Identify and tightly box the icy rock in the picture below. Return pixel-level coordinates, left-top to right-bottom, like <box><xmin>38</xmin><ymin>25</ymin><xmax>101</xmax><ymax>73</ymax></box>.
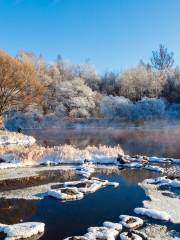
<box><xmin>134</xmin><ymin>207</ymin><xmax>171</xmax><ymax>221</ymax></box>
<box><xmin>119</xmin><ymin>215</ymin><xmax>143</xmax><ymax>229</ymax></box>
<box><xmin>0</xmin><ymin>222</ymin><xmax>45</xmax><ymax>240</ymax></box>
<box><xmin>48</xmin><ymin>187</ymin><xmax>84</xmax><ymax>200</ymax></box>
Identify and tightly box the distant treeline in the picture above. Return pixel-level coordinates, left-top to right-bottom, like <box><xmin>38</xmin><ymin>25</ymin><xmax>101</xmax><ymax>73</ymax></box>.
<box><xmin>0</xmin><ymin>44</ymin><xmax>180</xmax><ymax>122</ymax></box>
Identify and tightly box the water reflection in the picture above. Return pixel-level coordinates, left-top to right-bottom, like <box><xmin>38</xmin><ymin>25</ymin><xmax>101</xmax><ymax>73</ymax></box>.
<box><xmin>0</xmin><ymin>199</ymin><xmax>37</xmax><ymax>224</ymax></box>
<box><xmin>26</xmin><ymin>127</ymin><xmax>180</xmax><ymax>158</ymax></box>
<box><xmin>0</xmin><ymin>170</ymin><xmax>161</xmax><ymax>240</ymax></box>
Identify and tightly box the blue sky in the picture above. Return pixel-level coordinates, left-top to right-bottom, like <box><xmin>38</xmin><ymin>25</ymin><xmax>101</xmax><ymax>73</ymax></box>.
<box><xmin>0</xmin><ymin>0</ymin><xmax>180</xmax><ymax>72</ymax></box>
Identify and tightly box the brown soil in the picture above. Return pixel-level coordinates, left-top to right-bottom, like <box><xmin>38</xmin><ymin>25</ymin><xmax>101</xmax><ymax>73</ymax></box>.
<box><xmin>61</xmin><ymin>188</ymin><xmax>78</xmax><ymax>195</ymax></box>
<box><xmin>126</xmin><ymin>218</ymin><xmax>136</xmax><ymax>224</ymax></box>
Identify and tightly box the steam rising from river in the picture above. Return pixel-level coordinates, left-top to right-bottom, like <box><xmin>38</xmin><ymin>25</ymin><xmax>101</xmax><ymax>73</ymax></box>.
<box><xmin>26</xmin><ymin>120</ymin><xmax>180</xmax><ymax>159</ymax></box>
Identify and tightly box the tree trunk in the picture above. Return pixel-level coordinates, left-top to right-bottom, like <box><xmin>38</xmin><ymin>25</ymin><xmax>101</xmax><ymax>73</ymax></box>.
<box><xmin>0</xmin><ymin>115</ymin><xmax>4</xmax><ymax>129</ymax></box>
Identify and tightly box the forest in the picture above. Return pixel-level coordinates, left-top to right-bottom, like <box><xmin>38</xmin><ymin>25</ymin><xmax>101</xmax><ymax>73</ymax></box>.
<box><xmin>1</xmin><ymin>44</ymin><xmax>180</xmax><ymax>128</ymax></box>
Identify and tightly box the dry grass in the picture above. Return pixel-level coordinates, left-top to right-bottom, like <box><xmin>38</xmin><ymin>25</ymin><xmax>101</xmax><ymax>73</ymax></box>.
<box><xmin>0</xmin><ymin>143</ymin><xmax>124</xmax><ymax>165</ymax></box>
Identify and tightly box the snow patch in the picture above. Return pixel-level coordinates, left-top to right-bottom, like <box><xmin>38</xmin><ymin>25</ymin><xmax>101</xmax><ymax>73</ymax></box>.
<box><xmin>103</xmin><ymin>221</ymin><xmax>122</xmax><ymax>232</ymax></box>
<box><xmin>85</xmin><ymin>226</ymin><xmax>119</xmax><ymax>240</ymax></box>
<box><xmin>119</xmin><ymin>215</ymin><xmax>143</xmax><ymax>229</ymax></box>
<box><xmin>0</xmin><ymin>222</ymin><xmax>45</xmax><ymax>240</ymax></box>
<box><xmin>143</xmin><ymin>165</ymin><xmax>164</xmax><ymax>173</ymax></box>
<box><xmin>120</xmin><ymin>232</ymin><xmax>142</xmax><ymax>240</ymax></box>
<box><xmin>0</xmin><ymin>131</ymin><xmax>36</xmax><ymax>146</ymax></box>
<box><xmin>134</xmin><ymin>207</ymin><xmax>171</xmax><ymax>221</ymax></box>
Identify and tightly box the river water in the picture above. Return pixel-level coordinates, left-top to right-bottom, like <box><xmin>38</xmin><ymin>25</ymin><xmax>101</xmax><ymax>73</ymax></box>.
<box><xmin>0</xmin><ymin>169</ymin><xmax>162</xmax><ymax>240</ymax></box>
<box><xmin>26</xmin><ymin>125</ymin><xmax>180</xmax><ymax>158</ymax></box>
<box><xmin>1</xmin><ymin>124</ymin><xmax>180</xmax><ymax>239</ymax></box>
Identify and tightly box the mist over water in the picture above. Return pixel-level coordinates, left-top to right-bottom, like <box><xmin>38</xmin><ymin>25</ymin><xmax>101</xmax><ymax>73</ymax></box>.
<box><xmin>26</xmin><ymin>120</ymin><xmax>180</xmax><ymax>159</ymax></box>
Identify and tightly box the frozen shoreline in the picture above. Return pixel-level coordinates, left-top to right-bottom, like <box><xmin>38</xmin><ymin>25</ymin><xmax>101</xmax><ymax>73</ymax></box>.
<box><xmin>140</xmin><ymin>179</ymin><xmax>180</xmax><ymax>224</ymax></box>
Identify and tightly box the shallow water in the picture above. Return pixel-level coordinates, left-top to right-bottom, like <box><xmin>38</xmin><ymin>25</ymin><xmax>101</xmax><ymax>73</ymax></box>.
<box><xmin>0</xmin><ymin>169</ymin><xmax>162</xmax><ymax>240</ymax></box>
<box><xmin>26</xmin><ymin>126</ymin><xmax>180</xmax><ymax>158</ymax></box>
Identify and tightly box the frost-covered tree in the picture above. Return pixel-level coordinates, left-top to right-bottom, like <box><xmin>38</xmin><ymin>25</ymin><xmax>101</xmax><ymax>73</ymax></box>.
<box><xmin>100</xmin><ymin>96</ymin><xmax>133</xmax><ymax>118</ymax></box>
<box><xmin>116</xmin><ymin>66</ymin><xmax>164</xmax><ymax>101</ymax></box>
<box><xmin>135</xmin><ymin>97</ymin><xmax>166</xmax><ymax>119</ymax></box>
<box><xmin>162</xmin><ymin>67</ymin><xmax>180</xmax><ymax>103</ymax></box>
<box><xmin>150</xmin><ymin>44</ymin><xmax>174</xmax><ymax>70</ymax></box>
<box><xmin>47</xmin><ymin>78</ymin><xmax>99</xmax><ymax>118</ymax></box>
<box><xmin>100</xmin><ymin>96</ymin><xmax>166</xmax><ymax>120</ymax></box>
<box><xmin>100</xmin><ymin>72</ymin><xmax>118</xmax><ymax>95</ymax></box>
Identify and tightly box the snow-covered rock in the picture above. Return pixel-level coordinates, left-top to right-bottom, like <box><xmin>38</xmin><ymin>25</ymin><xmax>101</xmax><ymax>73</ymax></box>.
<box><xmin>119</xmin><ymin>215</ymin><xmax>143</xmax><ymax>229</ymax></box>
<box><xmin>0</xmin><ymin>222</ymin><xmax>45</xmax><ymax>240</ymax></box>
<box><xmin>149</xmin><ymin>157</ymin><xmax>170</xmax><ymax>163</ymax></box>
<box><xmin>143</xmin><ymin>165</ymin><xmax>164</xmax><ymax>173</ymax></box>
<box><xmin>48</xmin><ymin>187</ymin><xmax>84</xmax><ymax>200</ymax></box>
<box><xmin>85</xmin><ymin>226</ymin><xmax>119</xmax><ymax>240</ymax></box>
<box><xmin>120</xmin><ymin>232</ymin><xmax>143</xmax><ymax>240</ymax></box>
<box><xmin>149</xmin><ymin>156</ymin><xmax>180</xmax><ymax>164</ymax></box>
<box><xmin>64</xmin><ymin>180</ymin><xmax>102</xmax><ymax>194</ymax></box>
<box><xmin>76</xmin><ymin>163</ymin><xmax>95</xmax><ymax>178</ymax></box>
<box><xmin>122</xmin><ymin>162</ymin><xmax>143</xmax><ymax>168</ymax></box>
<box><xmin>134</xmin><ymin>207</ymin><xmax>171</xmax><ymax>221</ymax></box>
<box><xmin>91</xmin><ymin>156</ymin><xmax>119</xmax><ymax>165</ymax></box>
<box><xmin>64</xmin><ymin>178</ymin><xmax>119</xmax><ymax>194</ymax></box>
<box><xmin>103</xmin><ymin>221</ymin><xmax>122</xmax><ymax>232</ymax></box>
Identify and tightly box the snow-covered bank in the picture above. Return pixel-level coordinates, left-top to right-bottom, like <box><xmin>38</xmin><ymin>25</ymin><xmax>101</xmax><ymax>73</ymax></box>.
<box><xmin>0</xmin><ymin>130</ymin><xmax>179</xmax><ymax>171</ymax></box>
<box><xmin>145</xmin><ymin>176</ymin><xmax>180</xmax><ymax>188</ymax></box>
<box><xmin>134</xmin><ymin>207</ymin><xmax>171</xmax><ymax>221</ymax></box>
<box><xmin>140</xmin><ymin>178</ymin><xmax>180</xmax><ymax>223</ymax></box>
<box><xmin>0</xmin><ymin>141</ymin><xmax>179</xmax><ymax>173</ymax></box>
<box><xmin>0</xmin><ymin>131</ymin><xmax>36</xmax><ymax>146</ymax></box>
<box><xmin>0</xmin><ymin>144</ymin><xmax>124</xmax><ymax>168</ymax></box>
<box><xmin>0</xmin><ymin>222</ymin><xmax>45</xmax><ymax>240</ymax></box>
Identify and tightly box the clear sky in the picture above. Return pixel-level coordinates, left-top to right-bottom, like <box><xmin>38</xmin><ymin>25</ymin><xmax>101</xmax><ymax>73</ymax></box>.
<box><xmin>0</xmin><ymin>0</ymin><xmax>180</xmax><ymax>72</ymax></box>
